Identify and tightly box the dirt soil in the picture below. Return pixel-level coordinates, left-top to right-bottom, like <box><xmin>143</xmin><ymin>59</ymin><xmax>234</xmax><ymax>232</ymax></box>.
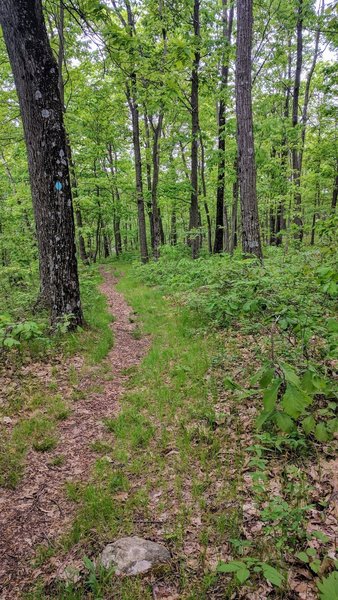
<box><xmin>0</xmin><ymin>269</ymin><xmax>150</xmax><ymax>599</ymax></box>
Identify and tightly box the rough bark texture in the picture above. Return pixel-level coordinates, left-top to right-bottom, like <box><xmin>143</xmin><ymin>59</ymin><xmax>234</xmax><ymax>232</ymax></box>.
<box><xmin>188</xmin><ymin>0</ymin><xmax>200</xmax><ymax>259</ymax></box>
<box><xmin>150</xmin><ymin>114</ymin><xmax>164</xmax><ymax>259</ymax></box>
<box><xmin>235</xmin><ymin>0</ymin><xmax>262</xmax><ymax>258</ymax></box>
<box><xmin>214</xmin><ymin>0</ymin><xmax>234</xmax><ymax>253</ymax></box>
<box><xmin>0</xmin><ymin>0</ymin><xmax>83</xmax><ymax>327</ymax></box>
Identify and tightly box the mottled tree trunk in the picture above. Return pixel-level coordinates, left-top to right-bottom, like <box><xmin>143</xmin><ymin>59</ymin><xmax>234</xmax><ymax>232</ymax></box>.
<box><xmin>235</xmin><ymin>0</ymin><xmax>262</xmax><ymax>258</ymax></box>
<box><xmin>0</xmin><ymin>0</ymin><xmax>83</xmax><ymax>328</ymax></box>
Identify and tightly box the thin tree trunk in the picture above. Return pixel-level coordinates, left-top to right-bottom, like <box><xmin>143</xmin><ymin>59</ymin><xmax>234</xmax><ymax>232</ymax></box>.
<box><xmin>235</xmin><ymin>0</ymin><xmax>262</xmax><ymax>258</ymax></box>
<box><xmin>125</xmin><ymin>0</ymin><xmax>148</xmax><ymax>263</ymax></box>
<box><xmin>188</xmin><ymin>0</ymin><xmax>200</xmax><ymax>259</ymax></box>
<box><xmin>230</xmin><ymin>157</ymin><xmax>239</xmax><ymax>254</ymax></box>
<box><xmin>214</xmin><ymin>0</ymin><xmax>234</xmax><ymax>253</ymax></box>
<box><xmin>0</xmin><ymin>0</ymin><xmax>83</xmax><ymax>328</ymax></box>
<box><xmin>292</xmin><ymin>0</ymin><xmax>304</xmax><ymax>240</ymax></box>
<box><xmin>144</xmin><ymin>113</ymin><xmax>155</xmax><ymax>248</ymax></box>
<box><xmin>57</xmin><ymin>0</ymin><xmax>89</xmax><ymax>265</ymax></box>
<box><xmin>199</xmin><ymin>132</ymin><xmax>212</xmax><ymax>253</ymax></box>
<box><xmin>332</xmin><ymin>163</ymin><xmax>338</xmax><ymax>211</ymax></box>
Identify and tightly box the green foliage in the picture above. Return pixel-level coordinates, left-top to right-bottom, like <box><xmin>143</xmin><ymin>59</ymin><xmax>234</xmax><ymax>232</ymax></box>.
<box><xmin>217</xmin><ymin>558</ymin><xmax>284</xmax><ymax>588</ymax></box>
<box><xmin>256</xmin><ymin>362</ymin><xmax>337</xmax><ymax>445</ymax></box>
<box><xmin>317</xmin><ymin>571</ymin><xmax>338</xmax><ymax>600</ymax></box>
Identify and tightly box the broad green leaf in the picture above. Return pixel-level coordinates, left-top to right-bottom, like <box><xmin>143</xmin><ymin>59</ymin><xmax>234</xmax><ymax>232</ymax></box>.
<box><xmin>263</xmin><ymin>378</ymin><xmax>281</xmax><ymax>411</ymax></box>
<box><xmin>296</xmin><ymin>551</ymin><xmax>309</xmax><ymax>563</ymax></box>
<box><xmin>314</xmin><ymin>422</ymin><xmax>329</xmax><ymax>442</ymax></box>
<box><xmin>301</xmin><ymin>370</ymin><xmax>316</xmax><ymax>394</ymax></box>
<box><xmin>261</xmin><ymin>563</ymin><xmax>283</xmax><ymax>587</ymax></box>
<box><xmin>235</xmin><ymin>566</ymin><xmax>250</xmax><ymax>584</ymax></box>
<box><xmin>281</xmin><ymin>384</ymin><xmax>312</xmax><ymax>419</ymax></box>
<box><xmin>280</xmin><ymin>362</ymin><xmax>301</xmax><ymax>387</ymax></box>
<box><xmin>309</xmin><ymin>558</ymin><xmax>321</xmax><ymax>574</ymax></box>
<box><xmin>302</xmin><ymin>415</ymin><xmax>316</xmax><ymax>435</ymax></box>
<box><xmin>256</xmin><ymin>409</ymin><xmax>274</xmax><ymax>430</ymax></box>
<box><xmin>217</xmin><ymin>560</ymin><xmax>246</xmax><ymax>573</ymax></box>
<box><xmin>259</xmin><ymin>367</ymin><xmax>275</xmax><ymax>389</ymax></box>
<box><xmin>274</xmin><ymin>411</ymin><xmax>295</xmax><ymax>433</ymax></box>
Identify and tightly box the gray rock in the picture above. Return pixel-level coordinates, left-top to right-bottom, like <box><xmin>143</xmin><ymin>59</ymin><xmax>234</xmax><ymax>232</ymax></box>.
<box><xmin>100</xmin><ymin>536</ymin><xmax>170</xmax><ymax>576</ymax></box>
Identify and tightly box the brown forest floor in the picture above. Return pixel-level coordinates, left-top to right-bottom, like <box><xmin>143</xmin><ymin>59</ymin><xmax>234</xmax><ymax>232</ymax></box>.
<box><xmin>0</xmin><ymin>270</ymin><xmax>150</xmax><ymax>599</ymax></box>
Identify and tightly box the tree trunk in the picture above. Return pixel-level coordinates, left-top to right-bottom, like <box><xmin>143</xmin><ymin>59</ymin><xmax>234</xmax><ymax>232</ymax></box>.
<box><xmin>199</xmin><ymin>132</ymin><xmax>212</xmax><ymax>253</ymax></box>
<box><xmin>188</xmin><ymin>0</ymin><xmax>200</xmax><ymax>259</ymax></box>
<box><xmin>292</xmin><ymin>0</ymin><xmax>303</xmax><ymax>240</ymax></box>
<box><xmin>125</xmin><ymin>0</ymin><xmax>148</xmax><ymax>263</ymax></box>
<box><xmin>230</xmin><ymin>157</ymin><xmax>239</xmax><ymax>254</ymax></box>
<box><xmin>150</xmin><ymin>114</ymin><xmax>164</xmax><ymax>259</ymax></box>
<box><xmin>56</xmin><ymin>0</ymin><xmax>89</xmax><ymax>265</ymax></box>
<box><xmin>332</xmin><ymin>163</ymin><xmax>338</xmax><ymax>211</ymax></box>
<box><xmin>214</xmin><ymin>0</ymin><xmax>234</xmax><ymax>253</ymax></box>
<box><xmin>235</xmin><ymin>0</ymin><xmax>262</xmax><ymax>258</ymax></box>
<box><xmin>0</xmin><ymin>0</ymin><xmax>83</xmax><ymax>328</ymax></box>
<box><xmin>144</xmin><ymin>113</ymin><xmax>155</xmax><ymax>248</ymax></box>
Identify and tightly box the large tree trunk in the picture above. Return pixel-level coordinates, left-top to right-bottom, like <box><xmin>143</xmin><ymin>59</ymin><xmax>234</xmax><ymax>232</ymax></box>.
<box><xmin>188</xmin><ymin>0</ymin><xmax>200</xmax><ymax>259</ymax></box>
<box><xmin>0</xmin><ymin>0</ymin><xmax>83</xmax><ymax>328</ymax></box>
<box><xmin>214</xmin><ymin>0</ymin><xmax>234</xmax><ymax>253</ymax></box>
<box><xmin>235</xmin><ymin>0</ymin><xmax>262</xmax><ymax>258</ymax></box>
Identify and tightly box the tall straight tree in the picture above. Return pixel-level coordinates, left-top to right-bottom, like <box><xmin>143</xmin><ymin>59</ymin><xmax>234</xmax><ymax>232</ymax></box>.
<box><xmin>235</xmin><ymin>0</ymin><xmax>262</xmax><ymax>258</ymax></box>
<box><xmin>124</xmin><ymin>0</ymin><xmax>149</xmax><ymax>263</ymax></box>
<box><xmin>214</xmin><ymin>0</ymin><xmax>234</xmax><ymax>254</ymax></box>
<box><xmin>0</xmin><ymin>0</ymin><xmax>83</xmax><ymax>328</ymax></box>
<box><xmin>188</xmin><ymin>0</ymin><xmax>201</xmax><ymax>259</ymax></box>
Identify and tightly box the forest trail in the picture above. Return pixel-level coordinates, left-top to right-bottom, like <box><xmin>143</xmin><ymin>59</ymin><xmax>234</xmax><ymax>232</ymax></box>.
<box><xmin>0</xmin><ymin>269</ymin><xmax>150</xmax><ymax>599</ymax></box>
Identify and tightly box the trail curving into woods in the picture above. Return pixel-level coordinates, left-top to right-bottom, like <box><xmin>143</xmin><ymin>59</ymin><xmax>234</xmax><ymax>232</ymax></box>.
<box><xmin>0</xmin><ymin>269</ymin><xmax>150</xmax><ymax>599</ymax></box>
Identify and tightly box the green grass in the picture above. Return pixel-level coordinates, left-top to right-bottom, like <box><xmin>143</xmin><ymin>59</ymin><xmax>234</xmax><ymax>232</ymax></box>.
<box><xmin>0</xmin><ymin>264</ymin><xmax>114</xmax><ymax>490</ymax></box>
<box><xmin>33</xmin><ymin>263</ymin><xmax>249</xmax><ymax>599</ymax></box>
<box><xmin>22</xmin><ymin>254</ymin><xmax>338</xmax><ymax>597</ymax></box>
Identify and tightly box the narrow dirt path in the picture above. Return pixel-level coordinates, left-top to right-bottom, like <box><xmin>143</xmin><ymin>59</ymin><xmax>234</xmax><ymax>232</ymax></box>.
<box><xmin>0</xmin><ymin>269</ymin><xmax>150</xmax><ymax>599</ymax></box>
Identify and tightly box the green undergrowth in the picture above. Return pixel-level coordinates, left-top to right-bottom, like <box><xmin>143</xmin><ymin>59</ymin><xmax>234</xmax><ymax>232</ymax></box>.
<box><xmin>0</xmin><ymin>262</ymin><xmax>113</xmax><ymax>363</ymax></box>
<box><xmin>0</xmin><ymin>264</ymin><xmax>113</xmax><ymax>489</ymax></box>
<box><xmin>26</xmin><ymin>251</ymin><xmax>337</xmax><ymax>598</ymax></box>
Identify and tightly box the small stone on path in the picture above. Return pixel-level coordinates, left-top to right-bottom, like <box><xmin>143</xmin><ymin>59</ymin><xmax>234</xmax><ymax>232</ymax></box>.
<box><xmin>100</xmin><ymin>536</ymin><xmax>170</xmax><ymax>576</ymax></box>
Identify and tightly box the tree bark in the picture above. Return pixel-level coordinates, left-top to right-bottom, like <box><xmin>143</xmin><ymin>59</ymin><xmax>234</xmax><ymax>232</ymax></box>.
<box><xmin>292</xmin><ymin>0</ymin><xmax>303</xmax><ymax>240</ymax></box>
<box><xmin>235</xmin><ymin>0</ymin><xmax>262</xmax><ymax>258</ymax></box>
<box><xmin>230</xmin><ymin>157</ymin><xmax>239</xmax><ymax>254</ymax></box>
<box><xmin>56</xmin><ymin>0</ymin><xmax>89</xmax><ymax>265</ymax></box>
<box><xmin>214</xmin><ymin>0</ymin><xmax>234</xmax><ymax>253</ymax></box>
<box><xmin>188</xmin><ymin>0</ymin><xmax>200</xmax><ymax>259</ymax></box>
<box><xmin>0</xmin><ymin>0</ymin><xmax>83</xmax><ymax>328</ymax></box>
<box><xmin>125</xmin><ymin>0</ymin><xmax>148</xmax><ymax>263</ymax></box>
